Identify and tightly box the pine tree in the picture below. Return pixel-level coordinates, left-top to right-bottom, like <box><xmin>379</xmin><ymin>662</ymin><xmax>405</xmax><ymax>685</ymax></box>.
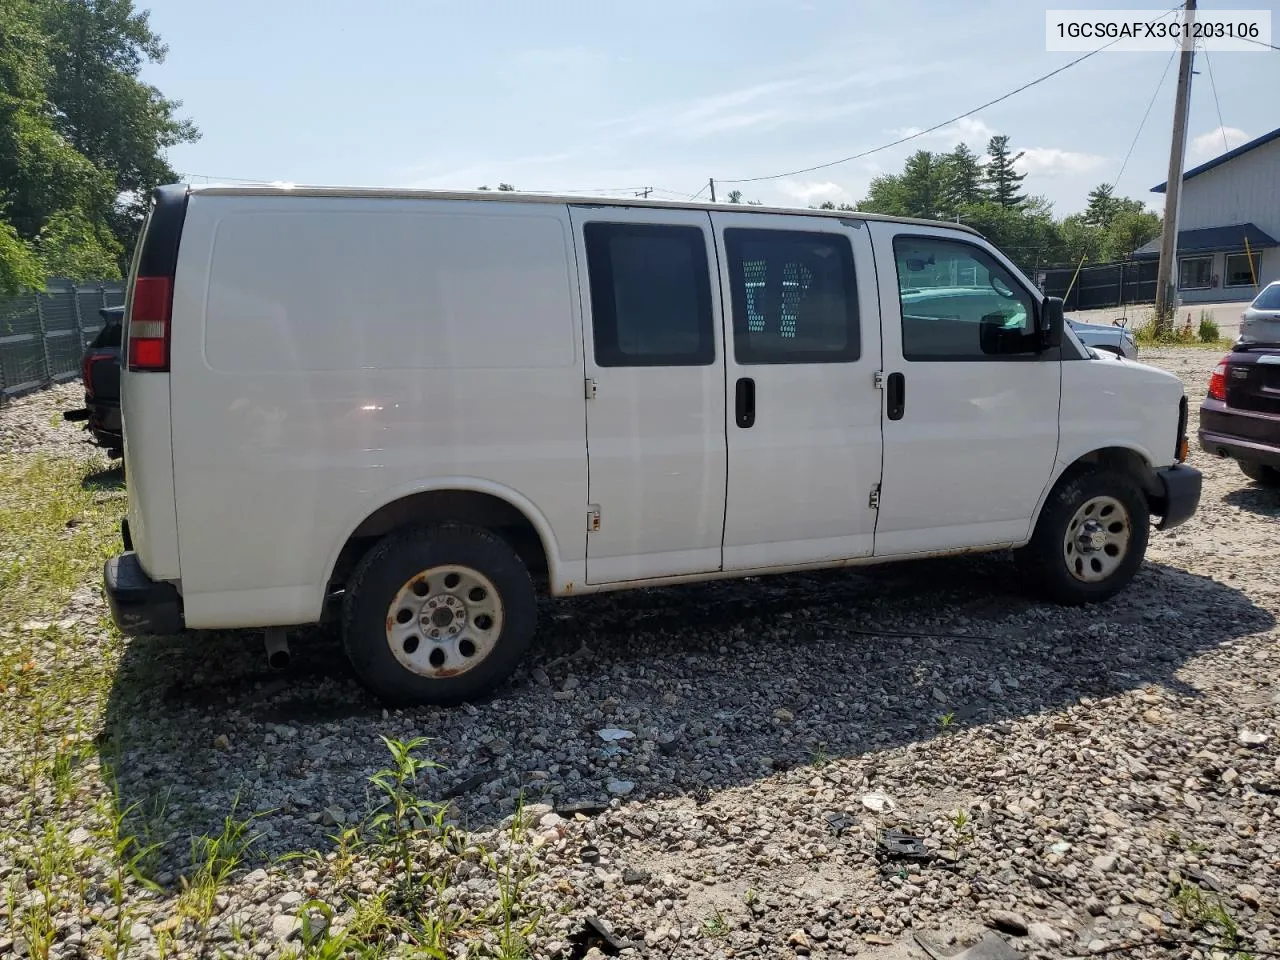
<box><xmin>1083</xmin><ymin>183</ymin><xmax>1118</xmax><ymax>228</ymax></box>
<box><xmin>898</xmin><ymin>150</ymin><xmax>942</xmax><ymax>220</ymax></box>
<box><xmin>983</xmin><ymin>135</ymin><xmax>1027</xmax><ymax>209</ymax></box>
<box><xmin>938</xmin><ymin>144</ymin><xmax>985</xmax><ymax>217</ymax></box>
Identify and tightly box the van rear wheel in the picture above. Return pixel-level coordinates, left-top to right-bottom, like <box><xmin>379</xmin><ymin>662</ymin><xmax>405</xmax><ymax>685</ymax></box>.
<box><xmin>1017</xmin><ymin>466</ymin><xmax>1149</xmax><ymax>605</ymax></box>
<box><xmin>342</xmin><ymin>523</ymin><xmax>537</xmax><ymax>706</ymax></box>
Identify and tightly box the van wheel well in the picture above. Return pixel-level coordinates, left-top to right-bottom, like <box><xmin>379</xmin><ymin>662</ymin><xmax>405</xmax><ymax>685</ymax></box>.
<box><xmin>1063</xmin><ymin>447</ymin><xmax>1160</xmax><ymax>499</ymax></box>
<box><xmin>328</xmin><ymin>491</ymin><xmax>549</xmax><ymax>596</ymax></box>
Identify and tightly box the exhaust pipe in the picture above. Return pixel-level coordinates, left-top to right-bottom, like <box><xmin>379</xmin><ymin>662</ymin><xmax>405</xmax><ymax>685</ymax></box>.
<box><xmin>264</xmin><ymin>628</ymin><xmax>291</xmax><ymax>670</ymax></box>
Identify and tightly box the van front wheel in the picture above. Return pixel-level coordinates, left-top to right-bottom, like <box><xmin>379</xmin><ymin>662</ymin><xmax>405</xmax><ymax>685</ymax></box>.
<box><xmin>342</xmin><ymin>524</ymin><xmax>537</xmax><ymax>706</ymax></box>
<box><xmin>1018</xmin><ymin>467</ymin><xmax>1150</xmax><ymax>605</ymax></box>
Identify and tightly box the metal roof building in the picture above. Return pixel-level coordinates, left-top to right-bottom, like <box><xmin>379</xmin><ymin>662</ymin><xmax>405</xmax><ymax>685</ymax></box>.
<box><xmin>1135</xmin><ymin>125</ymin><xmax>1280</xmax><ymax>303</ymax></box>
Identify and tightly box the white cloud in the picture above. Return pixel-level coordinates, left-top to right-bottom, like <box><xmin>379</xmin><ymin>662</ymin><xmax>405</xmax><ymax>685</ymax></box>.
<box><xmin>891</xmin><ymin>116</ymin><xmax>995</xmax><ymax>149</ymax></box>
<box><xmin>598</xmin><ymin>63</ymin><xmax>934</xmax><ymax>141</ymax></box>
<box><xmin>777</xmin><ymin>180</ymin><xmax>853</xmax><ymax>204</ymax></box>
<box><xmin>1190</xmin><ymin>126</ymin><xmax>1249</xmax><ymax>159</ymax></box>
<box><xmin>1013</xmin><ymin>148</ymin><xmax>1106</xmax><ymax>177</ymax></box>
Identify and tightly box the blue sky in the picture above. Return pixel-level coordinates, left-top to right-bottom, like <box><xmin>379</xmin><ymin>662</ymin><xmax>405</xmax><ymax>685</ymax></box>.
<box><xmin>139</xmin><ymin>0</ymin><xmax>1280</xmax><ymax>215</ymax></box>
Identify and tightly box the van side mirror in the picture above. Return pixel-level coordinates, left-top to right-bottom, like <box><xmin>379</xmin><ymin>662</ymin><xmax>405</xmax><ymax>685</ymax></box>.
<box><xmin>1038</xmin><ymin>297</ymin><xmax>1064</xmax><ymax>351</ymax></box>
<box><xmin>979</xmin><ymin>315</ymin><xmax>1027</xmax><ymax>355</ymax></box>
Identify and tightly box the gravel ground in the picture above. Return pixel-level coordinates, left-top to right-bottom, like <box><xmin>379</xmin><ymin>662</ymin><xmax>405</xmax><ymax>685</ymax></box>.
<box><xmin>0</xmin><ymin>382</ymin><xmax>100</xmax><ymax>460</ymax></box>
<box><xmin>1</xmin><ymin>349</ymin><xmax>1278</xmax><ymax>960</ymax></box>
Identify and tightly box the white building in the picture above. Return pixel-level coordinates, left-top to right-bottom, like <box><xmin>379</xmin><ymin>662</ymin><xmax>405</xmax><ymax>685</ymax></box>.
<box><xmin>1134</xmin><ymin>125</ymin><xmax>1279</xmax><ymax>304</ymax></box>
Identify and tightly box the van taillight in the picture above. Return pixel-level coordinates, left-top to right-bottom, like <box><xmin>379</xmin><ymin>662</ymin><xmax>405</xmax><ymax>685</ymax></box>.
<box><xmin>1207</xmin><ymin>358</ymin><xmax>1227</xmax><ymax>401</ymax></box>
<box><xmin>127</xmin><ymin>276</ymin><xmax>173</xmax><ymax>371</ymax></box>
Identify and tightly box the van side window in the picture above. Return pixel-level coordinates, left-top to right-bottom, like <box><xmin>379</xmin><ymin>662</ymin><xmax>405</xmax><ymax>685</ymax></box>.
<box><xmin>725</xmin><ymin>229</ymin><xmax>860</xmax><ymax>364</ymax></box>
<box><xmin>583</xmin><ymin>223</ymin><xmax>715</xmax><ymax>367</ymax></box>
<box><xmin>893</xmin><ymin>236</ymin><xmax>1036</xmax><ymax>361</ymax></box>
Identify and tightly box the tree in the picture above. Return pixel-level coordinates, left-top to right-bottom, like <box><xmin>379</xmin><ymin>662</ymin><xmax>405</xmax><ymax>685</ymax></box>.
<box><xmin>1083</xmin><ymin>183</ymin><xmax>1117</xmax><ymax>228</ymax></box>
<box><xmin>983</xmin><ymin>135</ymin><xmax>1026</xmax><ymax>209</ymax></box>
<box><xmin>898</xmin><ymin>150</ymin><xmax>943</xmax><ymax>220</ymax></box>
<box><xmin>38</xmin><ymin>208</ymin><xmax>122</xmax><ymax>281</ymax></box>
<box><xmin>858</xmin><ymin>150</ymin><xmax>949</xmax><ymax>220</ymax></box>
<box><xmin>1</xmin><ymin>0</ymin><xmax>116</xmax><ymax>286</ymax></box>
<box><xmin>0</xmin><ymin>221</ymin><xmax>44</xmax><ymax>295</ymax></box>
<box><xmin>857</xmin><ymin>173</ymin><xmax>910</xmax><ymax>216</ymax></box>
<box><xmin>38</xmin><ymin>0</ymin><xmax>198</xmax><ymax>258</ymax></box>
<box><xmin>937</xmin><ymin>143</ymin><xmax>985</xmax><ymax>217</ymax></box>
<box><xmin>1102</xmin><ymin>207</ymin><xmax>1161</xmax><ymax>261</ymax></box>
<box><xmin>0</xmin><ymin>0</ymin><xmax>195</xmax><ymax>287</ymax></box>
<box><xmin>727</xmin><ymin>189</ymin><xmax>743</xmax><ymax>204</ymax></box>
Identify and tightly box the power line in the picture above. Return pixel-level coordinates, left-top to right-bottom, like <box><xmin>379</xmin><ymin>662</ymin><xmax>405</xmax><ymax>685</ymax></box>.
<box><xmin>716</xmin><ymin>3</ymin><xmax>1185</xmax><ymax>185</ymax></box>
<box><xmin>717</xmin><ymin>48</ymin><xmax>1120</xmax><ymax>184</ymax></box>
<box><xmin>183</xmin><ymin>173</ymin><xmax>278</xmax><ymax>184</ymax></box>
<box><xmin>1199</xmin><ymin>43</ymin><xmax>1230</xmax><ymax>154</ymax></box>
<box><xmin>688</xmin><ymin>182</ymin><xmax>710</xmax><ymax>201</ymax></box>
<box><xmin>1109</xmin><ymin>46</ymin><xmax>1177</xmax><ymax>192</ymax></box>
<box><xmin>1240</xmin><ymin>35</ymin><xmax>1280</xmax><ymax>52</ymax></box>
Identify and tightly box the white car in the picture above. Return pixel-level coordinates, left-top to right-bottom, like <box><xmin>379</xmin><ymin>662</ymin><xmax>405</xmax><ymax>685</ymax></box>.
<box><xmin>1240</xmin><ymin>280</ymin><xmax>1280</xmax><ymax>344</ymax></box>
<box><xmin>105</xmin><ymin>185</ymin><xmax>1202</xmax><ymax>705</ymax></box>
<box><xmin>1067</xmin><ymin>316</ymin><xmax>1139</xmax><ymax>359</ymax></box>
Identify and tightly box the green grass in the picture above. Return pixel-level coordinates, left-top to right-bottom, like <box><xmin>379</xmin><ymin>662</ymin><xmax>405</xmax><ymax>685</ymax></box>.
<box><xmin>1171</xmin><ymin>880</ymin><xmax>1253</xmax><ymax>958</ymax></box>
<box><xmin>1132</xmin><ymin>314</ymin><xmax>1234</xmax><ymax>351</ymax></box>
<box><xmin>0</xmin><ymin>452</ymin><xmax>551</xmax><ymax>958</ymax></box>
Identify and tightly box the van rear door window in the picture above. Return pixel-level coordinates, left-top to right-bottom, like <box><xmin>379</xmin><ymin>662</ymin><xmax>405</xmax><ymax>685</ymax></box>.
<box><xmin>583</xmin><ymin>223</ymin><xmax>715</xmax><ymax>367</ymax></box>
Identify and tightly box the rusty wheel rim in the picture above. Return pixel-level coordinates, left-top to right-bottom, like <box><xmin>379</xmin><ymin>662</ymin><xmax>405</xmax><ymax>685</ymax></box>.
<box><xmin>386</xmin><ymin>565</ymin><xmax>503</xmax><ymax>678</ymax></box>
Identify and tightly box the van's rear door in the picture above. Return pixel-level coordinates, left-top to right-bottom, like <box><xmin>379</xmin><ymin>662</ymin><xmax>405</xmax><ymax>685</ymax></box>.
<box><xmin>119</xmin><ymin>185</ymin><xmax>188</xmax><ymax>582</ymax></box>
<box><xmin>569</xmin><ymin>205</ymin><xmax>728</xmax><ymax>584</ymax></box>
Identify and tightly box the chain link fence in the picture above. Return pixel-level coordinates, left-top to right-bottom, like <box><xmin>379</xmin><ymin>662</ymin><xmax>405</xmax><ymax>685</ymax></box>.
<box><xmin>0</xmin><ymin>279</ymin><xmax>126</xmax><ymax>399</ymax></box>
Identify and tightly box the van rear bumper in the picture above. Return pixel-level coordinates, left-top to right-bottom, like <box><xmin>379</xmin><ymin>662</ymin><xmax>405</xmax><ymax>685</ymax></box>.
<box><xmin>104</xmin><ymin>552</ymin><xmax>184</xmax><ymax>635</ymax></box>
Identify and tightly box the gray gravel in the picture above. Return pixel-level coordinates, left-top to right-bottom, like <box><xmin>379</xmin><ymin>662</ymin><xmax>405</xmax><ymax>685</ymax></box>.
<box><xmin>2</xmin><ymin>350</ymin><xmax>1278</xmax><ymax>960</ymax></box>
<box><xmin>0</xmin><ymin>381</ymin><xmax>98</xmax><ymax>460</ymax></box>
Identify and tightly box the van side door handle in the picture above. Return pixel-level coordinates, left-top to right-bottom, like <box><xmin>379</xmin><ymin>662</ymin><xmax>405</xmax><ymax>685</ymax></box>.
<box><xmin>735</xmin><ymin>377</ymin><xmax>756</xmax><ymax>428</ymax></box>
<box><xmin>886</xmin><ymin>372</ymin><xmax>905</xmax><ymax>421</ymax></box>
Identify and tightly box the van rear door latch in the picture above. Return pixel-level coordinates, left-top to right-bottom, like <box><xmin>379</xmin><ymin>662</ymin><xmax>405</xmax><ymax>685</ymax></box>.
<box><xmin>587</xmin><ymin>505</ymin><xmax>601</xmax><ymax>532</ymax></box>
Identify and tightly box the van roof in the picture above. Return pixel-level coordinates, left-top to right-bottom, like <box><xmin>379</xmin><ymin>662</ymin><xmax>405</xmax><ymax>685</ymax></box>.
<box><xmin>180</xmin><ymin>183</ymin><xmax>984</xmax><ymax>236</ymax></box>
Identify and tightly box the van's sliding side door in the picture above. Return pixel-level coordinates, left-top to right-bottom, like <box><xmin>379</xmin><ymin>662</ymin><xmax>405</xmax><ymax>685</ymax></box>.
<box><xmin>709</xmin><ymin>212</ymin><xmax>884</xmax><ymax>570</ymax></box>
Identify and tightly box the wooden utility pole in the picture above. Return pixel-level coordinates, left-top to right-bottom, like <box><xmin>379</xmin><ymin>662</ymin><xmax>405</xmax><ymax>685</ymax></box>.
<box><xmin>1154</xmin><ymin>0</ymin><xmax>1197</xmax><ymax>331</ymax></box>
<box><xmin>708</xmin><ymin>178</ymin><xmax>717</xmax><ymax>202</ymax></box>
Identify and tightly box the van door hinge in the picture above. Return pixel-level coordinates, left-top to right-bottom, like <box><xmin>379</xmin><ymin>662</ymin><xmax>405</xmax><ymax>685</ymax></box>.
<box><xmin>584</xmin><ymin>377</ymin><xmax>597</xmax><ymax>399</ymax></box>
<box><xmin>873</xmin><ymin>370</ymin><xmax>885</xmax><ymax>389</ymax></box>
<box><xmin>869</xmin><ymin>484</ymin><xmax>881</xmax><ymax>509</ymax></box>
<box><xmin>587</xmin><ymin>505</ymin><xmax>601</xmax><ymax>532</ymax></box>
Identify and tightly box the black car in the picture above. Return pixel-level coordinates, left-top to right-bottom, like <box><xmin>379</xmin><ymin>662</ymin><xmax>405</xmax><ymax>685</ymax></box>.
<box><xmin>62</xmin><ymin>305</ymin><xmax>124</xmax><ymax>458</ymax></box>
<box><xmin>1199</xmin><ymin>342</ymin><xmax>1280</xmax><ymax>488</ymax></box>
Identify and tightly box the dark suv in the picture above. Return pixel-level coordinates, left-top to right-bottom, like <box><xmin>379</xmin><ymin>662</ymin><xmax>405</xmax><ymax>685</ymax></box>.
<box><xmin>62</xmin><ymin>304</ymin><xmax>124</xmax><ymax>458</ymax></box>
<box><xmin>1199</xmin><ymin>343</ymin><xmax>1280</xmax><ymax>488</ymax></box>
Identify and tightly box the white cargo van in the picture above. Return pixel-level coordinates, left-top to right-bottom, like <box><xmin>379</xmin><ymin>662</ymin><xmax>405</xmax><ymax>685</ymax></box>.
<box><xmin>105</xmin><ymin>185</ymin><xmax>1201</xmax><ymax>705</ymax></box>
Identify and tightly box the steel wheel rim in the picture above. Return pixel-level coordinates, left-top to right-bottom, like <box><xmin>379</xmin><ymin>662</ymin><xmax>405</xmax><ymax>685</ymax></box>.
<box><xmin>1063</xmin><ymin>495</ymin><xmax>1131</xmax><ymax>583</ymax></box>
<box><xmin>386</xmin><ymin>565</ymin><xmax>503</xmax><ymax>678</ymax></box>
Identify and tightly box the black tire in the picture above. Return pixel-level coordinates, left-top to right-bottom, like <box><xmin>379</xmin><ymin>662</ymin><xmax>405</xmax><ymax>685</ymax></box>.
<box><xmin>1239</xmin><ymin>461</ymin><xmax>1280</xmax><ymax>489</ymax></box>
<box><xmin>342</xmin><ymin>523</ymin><xmax>537</xmax><ymax>706</ymax></box>
<box><xmin>1018</xmin><ymin>466</ymin><xmax>1150</xmax><ymax>605</ymax></box>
